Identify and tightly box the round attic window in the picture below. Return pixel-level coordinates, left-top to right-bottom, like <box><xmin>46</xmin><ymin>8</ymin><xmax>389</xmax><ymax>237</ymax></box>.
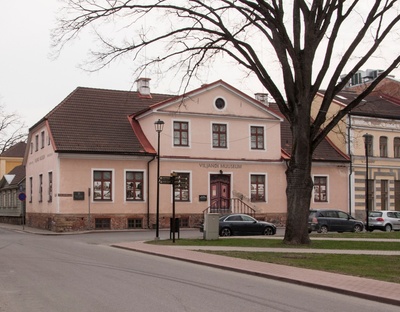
<box><xmin>215</xmin><ymin>97</ymin><xmax>226</xmax><ymax>110</ymax></box>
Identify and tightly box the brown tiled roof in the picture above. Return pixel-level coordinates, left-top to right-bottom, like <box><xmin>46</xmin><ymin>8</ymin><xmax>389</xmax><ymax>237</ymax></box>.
<box><xmin>345</xmin><ymin>76</ymin><xmax>400</xmax><ymax>99</ymax></box>
<box><xmin>1</xmin><ymin>142</ymin><xmax>27</xmax><ymax>157</ymax></box>
<box><xmin>269</xmin><ymin>103</ymin><xmax>349</xmax><ymax>162</ymax></box>
<box><xmin>320</xmin><ymin>89</ymin><xmax>400</xmax><ymax>119</ymax></box>
<box><xmin>44</xmin><ymin>87</ymin><xmax>172</xmax><ymax>155</ymax></box>
<box><xmin>0</xmin><ymin>164</ymin><xmax>25</xmax><ymax>189</ymax></box>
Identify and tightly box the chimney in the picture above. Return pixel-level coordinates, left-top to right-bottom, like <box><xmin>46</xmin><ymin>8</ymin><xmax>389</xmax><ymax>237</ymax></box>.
<box><xmin>136</xmin><ymin>78</ymin><xmax>151</xmax><ymax>97</ymax></box>
<box><xmin>255</xmin><ymin>93</ymin><xmax>269</xmax><ymax>106</ymax></box>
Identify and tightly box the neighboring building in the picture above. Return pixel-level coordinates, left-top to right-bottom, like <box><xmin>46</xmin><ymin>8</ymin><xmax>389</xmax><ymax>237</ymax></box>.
<box><xmin>312</xmin><ymin>89</ymin><xmax>400</xmax><ymax>219</ymax></box>
<box><xmin>0</xmin><ymin>164</ymin><xmax>26</xmax><ymax>224</ymax></box>
<box><xmin>0</xmin><ymin>142</ymin><xmax>26</xmax><ymax>179</ymax></box>
<box><xmin>24</xmin><ymin>79</ymin><xmax>350</xmax><ymax>232</ymax></box>
<box><xmin>341</xmin><ymin>69</ymin><xmax>400</xmax><ymax>98</ymax></box>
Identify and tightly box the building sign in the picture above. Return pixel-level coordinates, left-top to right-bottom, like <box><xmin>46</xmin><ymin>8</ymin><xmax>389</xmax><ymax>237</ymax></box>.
<box><xmin>73</xmin><ymin>192</ymin><xmax>85</xmax><ymax>200</ymax></box>
<box><xmin>56</xmin><ymin>193</ymin><xmax>73</xmax><ymax>197</ymax></box>
<box><xmin>198</xmin><ymin>163</ymin><xmax>242</xmax><ymax>169</ymax></box>
<box><xmin>199</xmin><ymin>195</ymin><xmax>207</xmax><ymax>201</ymax></box>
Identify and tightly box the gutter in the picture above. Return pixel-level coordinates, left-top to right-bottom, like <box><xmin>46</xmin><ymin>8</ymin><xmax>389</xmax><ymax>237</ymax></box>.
<box><xmin>348</xmin><ymin>115</ymin><xmax>353</xmax><ymax>215</ymax></box>
<box><xmin>147</xmin><ymin>156</ymin><xmax>156</xmax><ymax>228</ymax></box>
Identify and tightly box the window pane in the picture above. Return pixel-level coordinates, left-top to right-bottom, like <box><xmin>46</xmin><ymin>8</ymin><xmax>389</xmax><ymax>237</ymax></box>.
<box><xmin>314</xmin><ymin>176</ymin><xmax>327</xmax><ymax>202</ymax></box>
<box><xmin>93</xmin><ymin>170</ymin><xmax>112</xmax><ymax>201</ymax></box>
<box><xmin>173</xmin><ymin>121</ymin><xmax>189</xmax><ymax>146</ymax></box>
<box><xmin>212</xmin><ymin>124</ymin><xmax>227</xmax><ymax>148</ymax></box>
<box><xmin>126</xmin><ymin>171</ymin><xmax>144</xmax><ymax>201</ymax></box>
<box><xmin>251</xmin><ymin>175</ymin><xmax>265</xmax><ymax>202</ymax></box>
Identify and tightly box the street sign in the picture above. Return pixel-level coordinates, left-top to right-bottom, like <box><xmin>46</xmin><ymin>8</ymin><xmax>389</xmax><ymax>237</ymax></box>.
<box><xmin>173</xmin><ymin>176</ymin><xmax>188</xmax><ymax>188</ymax></box>
<box><xmin>18</xmin><ymin>193</ymin><xmax>26</xmax><ymax>201</ymax></box>
<box><xmin>159</xmin><ymin>176</ymin><xmax>173</xmax><ymax>184</ymax></box>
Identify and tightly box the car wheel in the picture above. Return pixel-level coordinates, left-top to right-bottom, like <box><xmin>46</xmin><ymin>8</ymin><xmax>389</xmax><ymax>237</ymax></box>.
<box><xmin>263</xmin><ymin>227</ymin><xmax>274</xmax><ymax>235</ymax></box>
<box><xmin>220</xmin><ymin>227</ymin><xmax>232</xmax><ymax>236</ymax></box>
<box><xmin>353</xmin><ymin>224</ymin><xmax>362</xmax><ymax>233</ymax></box>
<box><xmin>319</xmin><ymin>225</ymin><xmax>328</xmax><ymax>234</ymax></box>
<box><xmin>385</xmin><ymin>224</ymin><xmax>392</xmax><ymax>232</ymax></box>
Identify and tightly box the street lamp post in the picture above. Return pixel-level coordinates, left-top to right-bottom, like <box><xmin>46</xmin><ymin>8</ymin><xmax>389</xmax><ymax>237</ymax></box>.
<box><xmin>154</xmin><ymin>119</ymin><xmax>164</xmax><ymax>239</ymax></box>
<box><xmin>363</xmin><ymin>134</ymin><xmax>370</xmax><ymax>231</ymax></box>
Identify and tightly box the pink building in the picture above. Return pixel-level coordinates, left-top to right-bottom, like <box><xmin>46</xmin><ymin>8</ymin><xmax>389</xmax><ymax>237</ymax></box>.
<box><xmin>24</xmin><ymin>79</ymin><xmax>350</xmax><ymax>232</ymax></box>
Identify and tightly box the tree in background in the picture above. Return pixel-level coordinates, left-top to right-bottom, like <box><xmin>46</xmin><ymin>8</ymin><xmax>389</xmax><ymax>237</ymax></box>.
<box><xmin>53</xmin><ymin>0</ymin><xmax>400</xmax><ymax>244</ymax></box>
<box><xmin>0</xmin><ymin>103</ymin><xmax>26</xmax><ymax>154</ymax></box>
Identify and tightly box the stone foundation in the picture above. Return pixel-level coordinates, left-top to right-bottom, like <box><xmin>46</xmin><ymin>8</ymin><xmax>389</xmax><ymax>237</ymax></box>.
<box><xmin>24</xmin><ymin>212</ymin><xmax>286</xmax><ymax>233</ymax></box>
<box><xmin>26</xmin><ymin>213</ymin><xmax>206</xmax><ymax>232</ymax></box>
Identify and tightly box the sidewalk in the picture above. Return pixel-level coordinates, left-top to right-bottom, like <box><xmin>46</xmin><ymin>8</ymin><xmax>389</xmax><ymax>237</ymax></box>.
<box><xmin>2</xmin><ymin>223</ymin><xmax>400</xmax><ymax>306</ymax></box>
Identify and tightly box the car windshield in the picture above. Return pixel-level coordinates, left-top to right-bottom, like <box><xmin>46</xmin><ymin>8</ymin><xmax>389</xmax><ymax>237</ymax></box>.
<box><xmin>369</xmin><ymin>212</ymin><xmax>382</xmax><ymax>217</ymax></box>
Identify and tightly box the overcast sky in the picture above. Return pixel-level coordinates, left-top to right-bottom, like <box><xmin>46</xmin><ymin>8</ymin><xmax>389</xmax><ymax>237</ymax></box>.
<box><xmin>1</xmin><ymin>1</ymin><xmax>399</xmax><ymax>130</ymax></box>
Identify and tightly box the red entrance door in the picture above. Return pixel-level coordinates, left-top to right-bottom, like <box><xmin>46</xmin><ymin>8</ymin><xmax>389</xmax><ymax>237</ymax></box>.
<box><xmin>210</xmin><ymin>174</ymin><xmax>231</xmax><ymax>213</ymax></box>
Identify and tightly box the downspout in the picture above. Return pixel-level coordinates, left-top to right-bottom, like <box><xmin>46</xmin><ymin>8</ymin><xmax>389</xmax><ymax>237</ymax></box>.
<box><xmin>147</xmin><ymin>156</ymin><xmax>156</xmax><ymax>229</ymax></box>
<box><xmin>348</xmin><ymin>115</ymin><xmax>353</xmax><ymax>214</ymax></box>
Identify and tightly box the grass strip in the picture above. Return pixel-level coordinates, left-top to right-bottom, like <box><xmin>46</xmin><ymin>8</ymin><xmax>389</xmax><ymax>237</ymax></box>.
<box><xmin>201</xmin><ymin>251</ymin><xmax>400</xmax><ymax>284</ymax></box>
<box><xmin>148</xmin><ymin>238</ymin><xmax>400</xmax><ymax>250</ymax></box>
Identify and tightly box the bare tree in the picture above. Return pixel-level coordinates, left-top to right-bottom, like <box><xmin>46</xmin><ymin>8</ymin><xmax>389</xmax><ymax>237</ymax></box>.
<box><xmin>0</xmin><ymin>103</ymin><xmax>27</xmax><ymax>154</ymax></box>
<box><xmin>53</xmin><ymin>0</ymin><xmax>400</xmax><ymax>244</ymax></box>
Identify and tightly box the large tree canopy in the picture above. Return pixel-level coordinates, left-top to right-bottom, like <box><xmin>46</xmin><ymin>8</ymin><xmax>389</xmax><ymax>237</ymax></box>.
<box><xmin>54</xmin><ymin>0</ymin><xmax>400</xmax><ymax>244</ymax></box>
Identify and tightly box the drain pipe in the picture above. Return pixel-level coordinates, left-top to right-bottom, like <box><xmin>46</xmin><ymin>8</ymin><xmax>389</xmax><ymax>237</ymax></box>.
<box><xmin>347</xmin><ymin>115</ymin><xmax>353</xmax><ymax>215</ymax></box>
<box><xmin>147</xmin><ymin>155</ymin><xmax>156</xmax><ymax>229</ymax></box>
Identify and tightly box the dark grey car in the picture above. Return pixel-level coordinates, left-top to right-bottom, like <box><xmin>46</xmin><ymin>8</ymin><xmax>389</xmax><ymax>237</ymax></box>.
<box><xmin>218</xmin><ymin>214</ymin><xmax>276</xmax><ymax>236</ymax></box>
<box><xmin>308</xmin><ymin>209</ymin><xmax>364</xmax><ymax>233</ymax></box>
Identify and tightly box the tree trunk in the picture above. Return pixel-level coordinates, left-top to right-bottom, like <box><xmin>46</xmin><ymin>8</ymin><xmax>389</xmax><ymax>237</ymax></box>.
<box><xmin>284</xmin><ymin>161</ymin><xmax>313</xmax><ymax>244</ymax></box>
<box><xmin>283</xmin><ymin>111</ymin><xmax>313</xmax><ymax>245</ymax></box>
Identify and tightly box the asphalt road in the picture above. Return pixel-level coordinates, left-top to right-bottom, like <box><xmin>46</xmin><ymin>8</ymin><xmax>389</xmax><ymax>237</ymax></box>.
<box><xmin>0</xmin><ymin>227</ymin><xmax>398</xmax><ymax>312</ymax></box>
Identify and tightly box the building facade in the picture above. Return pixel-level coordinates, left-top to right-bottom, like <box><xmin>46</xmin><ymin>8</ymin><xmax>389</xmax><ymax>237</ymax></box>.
<box><xmin>312</xmin><ymin>88</ymin><xmax>400</xmax><ymax>219</ymax></box>
<box><xmin>0</xmin><ymin>165</ymin><xmax>26</xmax><ymax>224</ymax></box>
<box><xmin>24</xmin><ymin>79</ymin><xmax>350</xmax><ymax>232</ymax></box>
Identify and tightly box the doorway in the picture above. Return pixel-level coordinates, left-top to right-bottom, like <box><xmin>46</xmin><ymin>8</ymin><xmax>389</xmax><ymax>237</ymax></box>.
<box><xmin>210</xmin><ymin>174</ymin><xmax>231</xmax><ymax>213</ymax></box>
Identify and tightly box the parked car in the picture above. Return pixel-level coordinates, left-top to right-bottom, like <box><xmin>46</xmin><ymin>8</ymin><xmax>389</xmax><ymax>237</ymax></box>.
<box><xmin>308</xmin><ymin>209</ymin><xmax>364</xmax><ymax>233</ymax></box>
<box><xmin>209</xmin><ymin>214</ymin><xmax>276</xmax><ymax>236</ymax></box>
<box><xmin>368</xmin><ymin>210</ymin><xmax>400</xmax><ymax>232</ymax></box>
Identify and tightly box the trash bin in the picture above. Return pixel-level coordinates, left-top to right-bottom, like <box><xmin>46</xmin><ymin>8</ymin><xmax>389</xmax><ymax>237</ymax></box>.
<box><xmin>170</xmin><ymin>218</ymin><xmax>180</xmax><ymax>239</ymax></box>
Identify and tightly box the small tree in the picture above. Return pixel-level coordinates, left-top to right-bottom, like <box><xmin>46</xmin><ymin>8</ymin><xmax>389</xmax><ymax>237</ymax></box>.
<box><xmin>0</xmin><ymin>103</ymin><xmax>27</xmax><ymax>154</ymax></box>
<box><xmin>54</xmin><ymin>0</ymin><xmax>400</xmax><ymax>244</ymax></box>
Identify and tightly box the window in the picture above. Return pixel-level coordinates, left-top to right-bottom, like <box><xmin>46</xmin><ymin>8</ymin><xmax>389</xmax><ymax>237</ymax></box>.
<box><xmin>35</xmin><ymin>134</ymin><xmax>39</xmax><ymax>152</ymax></box>
<box><xmin>173</xmin><ymin>121</ymin><xmax>189</xmax><ymax>146</ymax></box>
<box><xmin>251</xmin><ymin>126</ymin><xmax>265</xmax><ymax>150</ymax></box>
<box><xmin>367</xmin><ymin>179</ymin><xmax>375</xmax><ymax>211</ymax></box>
<box><xmin>126</xmin><ymin>171</ymin><xmax>144</xmax><ymax>201</ymax></box>
<box><xmin>128</xmin><ymin>218</ymin><xmax>143</xmax><ymax>229</ymax></box>
<box><xmin>93</xmin><ymin>170</ymin><xmax>112</xmax><ymax>201</ymax></box>
<box><xmin>174</xmin><ymin>172</ymin><xmax>190</xmax><ymax>202</ymax></box>
<box><xmin>29</xmin><ymin>177</ymin><xmax>33</xmax><ymax>203</ymax></box>
<box><xmin>314</xmin><ymin>176</ymin><xmax>327</xmax><ymax>202</ymax></box>
<box><xmin>364</xmin><ymin>134</ymin><xmax>373</xmax><ymax>157</ymax></box>
<box><xmin>30</xmin><ymin>142</ymin><xmax>33</xmax><ymax>154</ymax></box>
<box><xmin>215</xmin><ymin>97</ymin><xmax>226</xmax><ymax>110</ymax></box>
<box><xmin>381</xmin><ymin>180</ymin><xmax>388</xmax><ymax>210</ymax></box>
<box><xmin>41</xmin><ymin>131</ymin><xmax>45</xmax><ymax>149</ymax></box>
<box><xmin>212</xmin><ymin>123</ymin><xmax>227</xmax><ymax>148</ymax></box>
<box><xmin>394</xmin><ymin>138</ymin><xmax>400</xmax><ymax>158</ymax></box>
<box><xmin>251</xmin><ymin>175</ymin><xmax>265</xmax><ymax>202</ymax></box>
<box><xmin>379</xmin><ymin>136</ymin><xmax>388</xmax><ymax>157</ymax></box>
<box><xmin>39</xmin><ymin>174</ymin><xmax>43</xmax><ymax>202</ymax></box>
<box><xmin>48</xmin><ymin>172</ymin><xmax>53</xmax><ymax>202</ymax></box>
<box><xmin>95</xmin><ymin>218</ymin><xmax>111</xmax><ymax>229</ymax></box>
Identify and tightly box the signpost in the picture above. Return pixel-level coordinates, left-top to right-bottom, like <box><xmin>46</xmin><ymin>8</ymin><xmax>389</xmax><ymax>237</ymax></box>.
<box><xmin>158</xmin><ymin>172</ymin><xmax>188</xmax><ymax>243</ymax></box>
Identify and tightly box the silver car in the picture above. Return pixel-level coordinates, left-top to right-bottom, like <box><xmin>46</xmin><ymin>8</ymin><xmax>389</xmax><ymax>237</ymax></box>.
<box><xmin>368</xmin><ymin>210</ymin><xmax>400</xmax><ymax>232</ymax></box>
